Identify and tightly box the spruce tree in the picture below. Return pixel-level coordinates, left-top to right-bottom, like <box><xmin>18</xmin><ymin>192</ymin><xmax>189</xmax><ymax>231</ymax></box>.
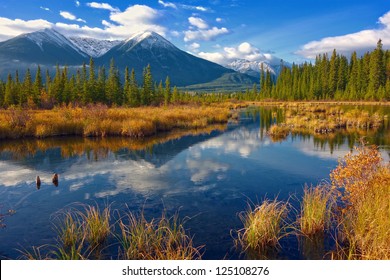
<box><xmin>164</xmin><ymin>76</ymin><xmax>171</xmax><ymax>106</ymax></box>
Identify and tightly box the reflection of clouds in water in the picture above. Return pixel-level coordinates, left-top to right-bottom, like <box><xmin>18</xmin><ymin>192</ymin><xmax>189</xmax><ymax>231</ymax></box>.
<box><xmin>199</xmin><ymin>127</ymin><xmax>270</xmax><ymax>158</ymax></box>
<box><xmin>293</xmin><ymin>139</ymin><xmax>390</xmax><ymax>162</ymax></box>
<box><xmin>0</xmin><ymin>162</ymin><xmax>52</xmax><ymax>187</ymax></box>
<box><xmin>186</xmin><ymin>159</ymin><xmax>229</xmax><ymax>183</ymax></box>
<box><xmin>292</xmin><ymin>140</ymin><xmax>350</xmax><ymax>160</ymax></box>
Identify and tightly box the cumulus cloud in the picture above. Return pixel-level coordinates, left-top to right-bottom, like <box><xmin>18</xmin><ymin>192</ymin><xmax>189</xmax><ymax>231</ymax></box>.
<box><xmin>75</xmin><ymin>1</ymin><xmax>80</xmax><ymax>7</ymax></box>
<box><xmin>107</xmin><ymin>5</ymin><xmax>166</xmax><ymax>37</ymax></box>
<box><xmin>188</xmin><ymin>17</ymin><xmax>209</xmax><ymax>29</ymax></box>
<box><xmin>0</xmin><ymin>4</ymin><xmax>167</xmax><ymax>41</ymax></box>
<box><xmin>86</xmin><ymin>2</ymin><xmax>120</xmax><ymax>12</ymax></box>
<box><xmin>187</xmin><ymin>42</ymin><xmax>200</xmax><ymax>52</ymax></box>
<box><xmin>40</xmin><ymin>6</ymin><xmax>50</xmax><ymax>11</ymax></box>
<box><xmin>216</xmin><ymin>17</ymin><xmax>223</xmax><ymax>23</ymax></box>
<box><xmin>184</xmin><ymin>26</ymin><xmax>228</xmax><ymax>42</ymax></box>
<box><xmin>59</xmin><ymin>11</ymin><xmax>86</xmax><ymax>23</ymax></box>
<box><xmin>0</xmin><ymin>17</ymin><xmax>52</xmax><ymax>41</ymax></box>
<box><xmin>297</xmin><ymin>11</ymin><xmax>390</xmax><ymax>58</ymax></box>
<box><xmin>197</xmin><ymin>42</ymin><xmax>265</xmax><ymax>65</ymax></box>
<box><xmin>158</xmin><ymin>0</ymin><xmax>177</xmax><ymax>9</ymax></box>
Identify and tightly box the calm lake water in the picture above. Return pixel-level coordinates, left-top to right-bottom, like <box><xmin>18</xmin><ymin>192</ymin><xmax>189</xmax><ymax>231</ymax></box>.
<box><xmin>0</xmin><ymin>106</ymin><xmax>389</xmax><ymax>259</ymax></box>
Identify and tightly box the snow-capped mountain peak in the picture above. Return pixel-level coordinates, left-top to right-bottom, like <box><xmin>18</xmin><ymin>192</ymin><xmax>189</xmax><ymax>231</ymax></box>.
<box><xmin>226</xmin><ymin>57</ymin><xmax>289</xmax><ymax>78</ymax></box>
<box><xmin>69</xmin><ymin>37</ymin><xmax>121</xmax><ymax>58</ymax></box>
<box><xmin>123</xmin><ymin>31</ymin><xmax>176</xmax><ymax>50</ymax></box>
<box><xmin>24</xmin><ymin>28</ymin><xmax>86</xmax><ymax>56</ymax></box>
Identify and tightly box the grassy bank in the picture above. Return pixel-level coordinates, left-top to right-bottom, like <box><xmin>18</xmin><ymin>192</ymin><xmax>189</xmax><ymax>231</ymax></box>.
<box><xmin>266</xmin><ymin>103</ymin><xmax>388</xmax><ymax>141</ymax></box>
<box><xmin>0</xmin><ymin>104</ymin><xmax>230</xmax><ymax>139</ymax></box>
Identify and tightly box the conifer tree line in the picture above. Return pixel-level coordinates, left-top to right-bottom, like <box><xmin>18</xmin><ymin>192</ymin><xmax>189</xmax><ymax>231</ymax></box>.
<box><xmin>252</xmin><ymin>40</ymin><xmax>390</xmax><ymax>101</ymax></box>
<box><xmin>0</xmin><ymin>40</ymin><xmax>389</xmax><ymax>108</ymax></box>
<box><xmin>0</xmin><ymin>58</ymin><xmax>180</xmax><ymax>108</ymax></box>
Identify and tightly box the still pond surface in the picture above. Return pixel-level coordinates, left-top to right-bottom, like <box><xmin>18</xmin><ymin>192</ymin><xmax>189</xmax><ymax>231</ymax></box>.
<box><xmin>0</xmin><ymin>106</ymin><xmax>389</xmax><ymax>259</ymax></box>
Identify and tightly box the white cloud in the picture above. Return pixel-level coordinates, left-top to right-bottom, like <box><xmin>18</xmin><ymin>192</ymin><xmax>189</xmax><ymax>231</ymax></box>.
<box><xmin>0</xmin><ymin>17</ymin><xmax>52</xmax><ymax>41</ymax></box>
<box><xmin>75</xmin><ymin>1</ymin><xmax>80</xmax><ymax>7</ymax></box>
<box><xmin>158</xmin><ymin>0</ymin><xmax>177</xmax><ymax>9</ymax></box>
<box><xmin>181</xmin><ymin>4</ymin><xmax>210</xmax><ymax>12</ymax></box>
<box><xmin>188</xmin><ymin>17</ymin><xmax>208</xmax><ymax>29</ymax></box>
<box><xmin>187</xmin><ymin>42</ymin><xmax>200</xmax><ymax>52</ymax></box>
<box><xmin>0</xmin><ymin>4</ymin><xmax>166</xmax><ymax>41</ymax></box>
<box><xmin>60</xmin><ymin>11</ymin><xmax>86</xmax><ymax>23</ymax></box>
<box><xmin>184</xmin><ymin>26</ymin><xmax>228</xmax><ymax>42</ymax></box>
<box><xmin>40</xmin><ymin>6</ymin><xmax>50</xmax><ymax>11</ymax></box>
<box><xmin>197</xmin><ymin>42</ymin><xmax>273</xmax><ymax>65</ymax></box>
<box><xmin>297</xmin><ymin>10</ymin><xmax>390</xmax><ymax>59</ymax></box>
<box><xmin>216</xmin><ymin>17</ymin><xmax>223</xmax><ymax>23</ymax></box>
<box><xmin>86</xmin><ymin>2</ymin><xmax>120</xmax><ymax>12</ymax></box>
<box><xmin>108</xmin><ymin>5</ymin><xmax>166</xmax><ymax>37</ymax></box>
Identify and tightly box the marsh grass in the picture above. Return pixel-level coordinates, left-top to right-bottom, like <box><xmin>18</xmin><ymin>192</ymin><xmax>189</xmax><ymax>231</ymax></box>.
<box><xmin>298</xmin><ymin>184</ymin><xmax>334</xmax><ymax>236</ymax></box>
<box><xmin>236</xmin><ymin>199</ymin><xmax>289</xmax><ymax>253</ymax></box>
<box><xmin>81</xmin><ymin>205</ymin><xmax>111</xmax><ymax>248</ymax></box>
<box><xmin>19</xmin><ymin>205</ymin><xmax>202</xmax><ymax>260</ymax></box>
<box><xmin>267</xmin><ymin>124</ymin><xmax>290</xmax><ymax>142</ymax></box>
<box><xmin>0</xmin><ymin>105</ymin><xmax>230</xmax><ymax>139</ymax></box>
<box><xmin>117</xmin><ymin>211</ymin><xmax>202</xmax><ymax>260</ymax></box>
<box><xmin>333</xmin><ymin>160</ymin><xmax>390</xmax><ymax>260</ymax></box>
<box><xmin>268</xmin><ymin>104</ymin><xmax>386</xmax><ymax>137</ymax></box>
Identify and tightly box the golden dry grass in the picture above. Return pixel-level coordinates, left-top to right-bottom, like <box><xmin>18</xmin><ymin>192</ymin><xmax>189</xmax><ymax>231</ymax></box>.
<box><xmin>236</xmin><ymin>199</ymin><xmax>289</xmax><ymax>252</ymax></box>
<box><xmin>0</xmin><ymin>105</ymin><xmax>230</xmax><ymax>139</ymax></box>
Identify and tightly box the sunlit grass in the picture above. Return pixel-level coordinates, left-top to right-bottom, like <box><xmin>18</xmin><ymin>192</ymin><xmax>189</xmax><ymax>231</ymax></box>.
<box><xmin>298</xmin><ymin>184</ymin><xmax>334</xmax><ymax>236</ymax></box>
<box><xmin>19</xmin><ymin>205</ymin><xmax>202</xmax><ymax>260</ymax></box>
<box><xmin>117</xmin><ymin>211</ymin><xmax>203</xmax><ymax>260</ymax></box>
<box><xmin>236</xmin><ymin>199</ymin><xmax>289</xmax><ymax>252</ymax></box>
<box><xmin>331</xmin><ymin>145</ymin><xmax>390</xmax><ymax>259</ymax></box>
<box><xmin>0</xmin><ymin>105</ymin><xmax>230</xmax><ymax>139</ymax></box>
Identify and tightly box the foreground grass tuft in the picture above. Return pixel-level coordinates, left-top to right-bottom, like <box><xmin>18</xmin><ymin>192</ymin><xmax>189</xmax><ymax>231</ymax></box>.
<box><xmin>236</xmin><ymin>199</ymin><xmax>289</xmax><ymax>252</ymax></box>
<box><xmin>298</xmin><ymin>184</ymin><xmax>334</xmax><ymax>236</ymax></box>
<box><xmin>117</xmin><ymin>212</ymin><xmax>202</xmax><ymax>260</ymax></box>
<box><xmin>19</xmin><ymin>205</ymin><xmax>202</xmax><ymax>260</ymax></box>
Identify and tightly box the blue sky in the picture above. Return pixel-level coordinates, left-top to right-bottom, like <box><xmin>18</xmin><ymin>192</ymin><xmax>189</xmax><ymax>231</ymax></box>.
<box><xmin>0</xmin><ymin>0</ymin><xmax>389</xmax><ymax>64</ymax></box>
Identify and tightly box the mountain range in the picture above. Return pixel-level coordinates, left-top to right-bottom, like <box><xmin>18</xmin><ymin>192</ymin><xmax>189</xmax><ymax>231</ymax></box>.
<box><xmin>0</xmin><ymin>29</ymin><xmax>286</xmax><ymax>90</ymax></box>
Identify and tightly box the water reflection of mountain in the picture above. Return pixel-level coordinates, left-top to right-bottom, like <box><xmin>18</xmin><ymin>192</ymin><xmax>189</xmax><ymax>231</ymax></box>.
<box><xmin>0</xmin><ymin>125</ymin><xmax>233</xmax><ymax>171</ymax></box>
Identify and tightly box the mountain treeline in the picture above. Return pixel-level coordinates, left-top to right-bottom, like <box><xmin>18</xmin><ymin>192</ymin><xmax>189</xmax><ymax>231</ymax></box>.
<box><xmin>0</xmin><ymin>58</ymin><xmax>183</xmax><ymax>108</ymax></box>
<box><xmin>252</xmin><ymin>40</ymin><xmax>389</xmax><ymax>101</ymax></box>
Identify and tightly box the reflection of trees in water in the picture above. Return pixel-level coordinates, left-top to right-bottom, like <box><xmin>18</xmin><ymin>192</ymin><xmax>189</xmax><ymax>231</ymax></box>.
<box><xmin>256</xmin><ymin>105</ymin><xmax>390</xmax><ymax>152</ymax></box>
<box><xmin>0</xmin><ymin>124</ymin><xmax>227</xmax><ymax>161</ymax></box>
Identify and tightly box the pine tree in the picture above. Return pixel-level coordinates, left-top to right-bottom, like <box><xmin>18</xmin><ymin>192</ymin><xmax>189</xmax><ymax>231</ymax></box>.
<box><xmin>164</xmin><ymin>76</ymin><xmax>171</xmax><ymax>106</ymax></box>
<box><xmin>368</xmin><ymin>39</ymin><xmax>386</xmax><ymax>99</ymax></box>
<box><xmin>106</xmin><ymin>58</ymin><xmax>122</xmax><ymax>105</ymax></box>
<box><xmin>124</xmin><ymin>66</ymin><xmax>130</xmax><ymax>105</ymax></box>
<box><xmin>129</xmin><ymin>68</ymin><xmax>139</xmax><ymax>107</ymax></box>
<box><xmin>21</xmin><ymin>69</ymin><xmax>33</xmax><ymax>105</ymax></box>
<box><xmin>172</xmin><ymin>86</ymin><xmax>179</xmax><ymax>103</ymax></box>
<box><xmin>33</xmin><ymin>66</ymin><xmax>43</xmax><ymax>106</ymax></box>
<box><xmin>328</xmin><ymin>49</ymin><xmax>338</xmax><ymax>98</ymax></box>
<box><xmin>96</xmin><ymin>66</ymin><xmax>106</xmax><ymax>103</ymax></box>
<box><xmin>4</xmin><ymin>74</ymin><xmax>16</xmax><ymax>106</ymax></box>
<box><xmin>88</xmin><ymin>57</ymin><xmax>96</xmax><ymax>103</ymax></box>
<box><xmin>142</xmin><ymin>64</ymin><xmax>153</xmax><ymax>105</ymax></box>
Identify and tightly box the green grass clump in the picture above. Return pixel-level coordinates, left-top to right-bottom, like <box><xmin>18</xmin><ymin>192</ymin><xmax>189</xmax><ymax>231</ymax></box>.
<box><xmin>82</xmin><ymin>205</ymin><xmax>111</xmax><ymax>248</ymax></box>
<box><xmin>237</xmin><ymin>199</ymin><xmax>289</xmax><ymax>252</ymax></box>
<box><xmin>298</xmin><ymin>185</ymin><xmax>334</xmax><ymax>235</ymax></box>
<box><xmin>117</xmin><ymin>212</ymin><xmax>202</xmax><ymax>260</ymax></box>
